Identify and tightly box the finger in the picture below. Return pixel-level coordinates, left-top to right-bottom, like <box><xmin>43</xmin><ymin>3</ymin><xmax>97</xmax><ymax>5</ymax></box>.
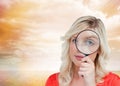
<box><xmin>80</xmin><ymin>62</ymin><xmax>90</xmax><ymax>68</ymax></box>
<box><xmin>81</xmin><ymin>56</ymin><xmax>93</xmax><ymax>64</ymax></box>
<box><xmin>78</xmin><ymin>71</ymin><xmax>85</xmax><ymax>76</ymax></box>
<box><xmin>80</xmin><ymin>60</ymin><xmax>95</xmax><ymax>70</ymax></box>
<box><xmin>79</xmin><ymin>67</ymin><xmax>88</xmax><ymax>72</ymax></box>
<box><xmin>78</xmin><ymin>71</ymin><xmax>89</xmax><ymax>77</ymax></box>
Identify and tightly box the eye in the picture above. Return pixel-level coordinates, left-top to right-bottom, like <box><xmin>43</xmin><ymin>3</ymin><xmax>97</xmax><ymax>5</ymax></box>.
<box><xmin>85</xmin><ymin>39</ymin><xmax>95</xmax><ymax>46</ymax></box>
<box><xmin>72</xmin><ymin>38</ymin><xmax>76</xmax><ymax>43</ymax></box>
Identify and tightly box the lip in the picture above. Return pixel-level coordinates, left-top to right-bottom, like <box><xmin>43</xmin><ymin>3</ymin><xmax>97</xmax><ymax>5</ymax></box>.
<box><xmin>75</xmin><ymin>55</ymin><xmax>84</xmax><ymax>61</ymax></box>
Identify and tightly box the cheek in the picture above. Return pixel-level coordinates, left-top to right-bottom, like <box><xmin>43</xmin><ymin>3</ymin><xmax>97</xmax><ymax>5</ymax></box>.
<box><xmin>69</xmin><ymin>44</ymin><xmax>73</xmax><ymax>57</ymax></box>
<box><xmin>69</xmin><ymin>43</ymin><xmax>76</xmax><ymax>56</ymax></box>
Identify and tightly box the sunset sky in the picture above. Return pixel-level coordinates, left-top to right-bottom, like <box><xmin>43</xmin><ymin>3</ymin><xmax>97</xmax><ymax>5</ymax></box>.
<box><xmin>0</xmin><ymin>0</ymin><xmax>120</xmax><ymax>73</ymax></box>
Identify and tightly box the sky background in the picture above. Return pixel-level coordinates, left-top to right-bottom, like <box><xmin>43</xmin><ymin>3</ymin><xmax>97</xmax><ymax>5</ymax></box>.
<box><xmin>0</xmin><ymin>0</ymin><xmax>120</xmax><ymax>73</ymax></box>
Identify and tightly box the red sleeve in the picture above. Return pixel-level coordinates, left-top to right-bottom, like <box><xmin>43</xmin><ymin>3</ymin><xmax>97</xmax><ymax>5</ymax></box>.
<box><xmin>111</xmin><ymin>73</ymin><xmax>120</xmax><ymax>86</ymax></box>
<box><xmin>45</xmin><ymin>73</ymin><xmax>59</xmax><ymax>86</ymax></box>
<box><xmin>97</xmin><ymin>72</ymin><xmax>120</xmax><ymax>86</ymax></box>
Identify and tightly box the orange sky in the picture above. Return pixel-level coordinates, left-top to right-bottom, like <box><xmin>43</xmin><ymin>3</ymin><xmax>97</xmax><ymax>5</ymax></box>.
<box><xmin>0</xmin><ymin>0</ymin><xmax>120</xmax><ymax>71</ymax></box>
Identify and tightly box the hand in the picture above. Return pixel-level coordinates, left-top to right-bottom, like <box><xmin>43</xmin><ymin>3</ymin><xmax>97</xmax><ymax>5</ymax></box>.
<box><xmin>78</xmin><ymin>56</ymin><xmax>96</xmax><ymax>86</ymax></box>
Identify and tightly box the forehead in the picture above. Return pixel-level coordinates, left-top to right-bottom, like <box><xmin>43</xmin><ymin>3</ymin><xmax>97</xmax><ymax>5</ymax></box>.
<box><xmin>71</xmin><ymin>29</ymin><xmax>99</xmax><ymax>38</ymax></box>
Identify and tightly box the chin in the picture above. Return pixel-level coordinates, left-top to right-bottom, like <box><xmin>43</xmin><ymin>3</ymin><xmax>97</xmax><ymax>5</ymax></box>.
<box><xmin>74</xmin><ymin>62</ymin><xmax>81</xmax><ymax>67</ymax></box>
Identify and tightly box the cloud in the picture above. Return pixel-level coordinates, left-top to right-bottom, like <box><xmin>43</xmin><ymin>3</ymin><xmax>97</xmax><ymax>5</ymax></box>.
<box><xmin>0</xmin><ymin>0</ymin><xmax>120</xmax><ymax>71</ymax></box>
<box><xmin>106</xmin><ymin>15</ymin><xmax>120</xmax><ymax>30</ymax></box>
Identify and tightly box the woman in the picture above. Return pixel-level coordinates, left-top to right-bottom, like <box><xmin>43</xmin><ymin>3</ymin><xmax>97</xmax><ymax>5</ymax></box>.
<box><xmin>45</xmin><ymin>16</ymin><xmax>120</xmax><ymax>86</ymax></box>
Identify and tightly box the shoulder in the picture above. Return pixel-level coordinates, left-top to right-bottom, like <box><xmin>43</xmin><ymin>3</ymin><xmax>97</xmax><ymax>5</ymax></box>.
<box><xmin>47</xmin><ymin>73</ymin><xmax>59</xmax><ymax>81</ymax></box>
<box><xmin>45</xmin><ymin>72</ymin><xmax>59</xmax><ymax>86</ymax></box>
<box><xmin>98</xmin><ymin>72</ymin><xmax>120</xmax><ymax>86</ymax></box>
<box><xmin>104</xmin><ymin>72</ymin><xmax>120</xmax><ymax>80</ymax></box>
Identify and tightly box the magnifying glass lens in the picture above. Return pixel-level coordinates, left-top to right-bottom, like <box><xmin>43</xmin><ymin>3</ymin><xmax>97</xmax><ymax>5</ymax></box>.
<box><xmin>76</xmin><ymin>30</ymin><xmax>100</xmax><ymax>55</ymax></box>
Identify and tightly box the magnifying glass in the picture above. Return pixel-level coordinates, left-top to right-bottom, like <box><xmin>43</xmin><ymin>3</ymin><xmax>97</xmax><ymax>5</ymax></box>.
<box><xmin>75</xmin><ymin>29</ymin><xmax>100</xmax><ymax>57</ymax></box>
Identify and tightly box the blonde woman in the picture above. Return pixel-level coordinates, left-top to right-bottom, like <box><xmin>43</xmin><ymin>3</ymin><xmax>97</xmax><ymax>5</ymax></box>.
<box><xmin>45</xmin><ymin>16</ymin><xmax>120</xmax><ymax>86</ymax></box>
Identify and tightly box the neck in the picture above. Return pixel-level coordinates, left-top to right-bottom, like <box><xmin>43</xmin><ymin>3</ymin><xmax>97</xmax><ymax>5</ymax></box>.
<box><xmin>73</xmin><ymin>66</ymin><xmax>83</xmax><ymax>79</ymax></box>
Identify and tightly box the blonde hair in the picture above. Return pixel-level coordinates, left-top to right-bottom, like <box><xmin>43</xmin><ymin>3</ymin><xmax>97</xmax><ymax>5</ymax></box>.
<box><xmin>59</xmin><ymin>16</ymin><xmax>110</xmax><ymax>86</ymax></box>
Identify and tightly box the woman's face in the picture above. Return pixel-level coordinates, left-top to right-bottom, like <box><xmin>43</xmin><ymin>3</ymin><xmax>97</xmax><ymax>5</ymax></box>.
<box><xmin>69</xmin><ymin>32</ymin><xmax>99</xmax><ymax>67</ymax></box>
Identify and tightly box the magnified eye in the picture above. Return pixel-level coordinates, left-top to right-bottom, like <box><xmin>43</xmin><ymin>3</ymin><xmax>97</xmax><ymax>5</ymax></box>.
<box><xmin>85</xmin><ymin>39</ymin><xmax>95</xmax><ymax>46</ymax></box>
<box><xmin>75</xmin><ymin>30</ymin><xmax>100</xmax><ymax>55</ymax></box>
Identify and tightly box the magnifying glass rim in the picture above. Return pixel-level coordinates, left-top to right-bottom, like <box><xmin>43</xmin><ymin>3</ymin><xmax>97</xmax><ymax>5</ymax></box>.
<box><xmin>75</xmin><ymin>29</ymin><xmax>100</xmax><ymax>55</ymax></box>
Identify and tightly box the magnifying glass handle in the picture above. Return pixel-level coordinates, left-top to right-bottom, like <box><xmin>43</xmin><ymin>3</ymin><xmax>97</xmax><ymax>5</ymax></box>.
<box><xmin>85</xmin><ymin>54</ymin><xmax>89</xmax><ymax>56</ymax></box>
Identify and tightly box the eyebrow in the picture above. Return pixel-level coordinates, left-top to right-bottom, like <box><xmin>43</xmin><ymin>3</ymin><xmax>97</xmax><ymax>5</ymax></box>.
<box><xmin>72</xmin><ymin>34</ymin><xmax>78</xmax><ymax>38</ymax></box>
<box><xmin>87</xmin><ymin>36</ymin><xmax>99</xmax><ymax>39</ymax></box>
<box><xmin>71</xmin><ymin>36</ymin><xmax>77</xmax><ymax>39</ymax></box>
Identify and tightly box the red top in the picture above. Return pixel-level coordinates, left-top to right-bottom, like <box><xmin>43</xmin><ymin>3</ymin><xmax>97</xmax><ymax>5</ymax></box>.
<box><xmin>45</xmin><ymin>72</ymin><xmax>120</xmax><ymax>86</ymax></box>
